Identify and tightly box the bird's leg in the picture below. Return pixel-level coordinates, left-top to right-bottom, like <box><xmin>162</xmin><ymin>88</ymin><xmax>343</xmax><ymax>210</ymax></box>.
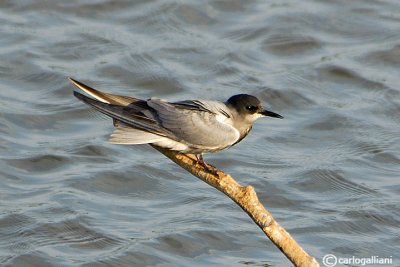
<box><xmin>195</xmin><ymin>154</ymin><xmax>218</xmax><ymax>174</ymax></box>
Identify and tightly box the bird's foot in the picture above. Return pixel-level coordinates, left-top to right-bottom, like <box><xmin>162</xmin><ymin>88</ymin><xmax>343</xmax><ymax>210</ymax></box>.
<box><xmin>195</xmin><ymin>154</ymin><xmax>218</xmax><ymax>175</ymax></box>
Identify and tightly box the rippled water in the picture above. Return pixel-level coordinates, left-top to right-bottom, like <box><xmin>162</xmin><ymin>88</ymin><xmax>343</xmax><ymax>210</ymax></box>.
<box><xmin>1</xmin><ymin>1</ymin><xmax>399</xmax><ymax>266</ymax></box>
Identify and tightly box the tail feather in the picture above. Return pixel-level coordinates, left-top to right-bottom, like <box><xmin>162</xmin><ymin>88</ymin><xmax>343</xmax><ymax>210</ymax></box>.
<box><xmin>109</xmin><ymin>126</ymin><xmax>165</xmax><ymax>144</ymax></box>
<box><xmin>71</xmin><ymin>78</ymin><xmax>172</xmax><ymax>143</ymax></box>
<box><xmin>73</xmin><ymin>91</ymin><xmax>170</xmax><ymax>137</ymax></box>
<box><xmin>69</xmin><ymin>78</ymin><xmax>139</xmax><ymax>105</ymax></box>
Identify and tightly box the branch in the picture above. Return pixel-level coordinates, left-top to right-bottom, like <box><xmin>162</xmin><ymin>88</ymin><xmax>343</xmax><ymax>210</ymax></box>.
<box><xmin>152</xmin><ymin>145</ymin><xmax>320</xmax><ymax>267</ymax></box>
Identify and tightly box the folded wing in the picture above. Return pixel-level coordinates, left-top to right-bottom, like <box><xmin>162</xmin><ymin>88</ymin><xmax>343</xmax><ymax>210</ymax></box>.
<box><xmin>148</xmin><ymin>99</ymin><xmax>240</xmax><ymax>150</ymax></box>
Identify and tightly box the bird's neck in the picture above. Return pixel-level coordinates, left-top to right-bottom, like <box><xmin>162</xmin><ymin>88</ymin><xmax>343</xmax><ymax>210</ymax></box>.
<box><xmin>227</xmin><ymin>105</ymin><xmax>255</xmax><ymax>140</ymax></box>
<box><xmin>230</xmin><ymin>122</ymin><xmax>252</xmax><ymax>146</ymax></box>
<box><xmin>232</xmin><ymin>115</ymin><xmax>253</xmax><ymax>139</ymax></box>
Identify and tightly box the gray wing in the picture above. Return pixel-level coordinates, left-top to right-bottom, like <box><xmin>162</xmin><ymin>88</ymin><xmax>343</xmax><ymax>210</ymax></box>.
<box><xmin>148</xmin><ymin>98</ymin><xmax>240</xmax><ymax>149</ymax></box>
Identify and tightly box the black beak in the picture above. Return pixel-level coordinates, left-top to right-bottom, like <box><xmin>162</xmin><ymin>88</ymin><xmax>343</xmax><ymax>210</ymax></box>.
<box><xmin>260</xmin><ymin>109</ymin><xmax>284</xmax><ymax>119</ymax></box>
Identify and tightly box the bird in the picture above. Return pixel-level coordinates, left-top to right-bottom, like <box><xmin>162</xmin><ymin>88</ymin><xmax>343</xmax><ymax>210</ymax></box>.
<box><xmin>70</xmin><ymin>78</ymin><xmax>283</xmax><ymax>172</ymax></box>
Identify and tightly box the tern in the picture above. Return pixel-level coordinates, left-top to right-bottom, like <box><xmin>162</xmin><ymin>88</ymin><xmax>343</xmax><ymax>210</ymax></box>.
<box><xmin>70</xmin><ymin>78</ymin><xmax>283</xmax><ymax>171</ymax></box>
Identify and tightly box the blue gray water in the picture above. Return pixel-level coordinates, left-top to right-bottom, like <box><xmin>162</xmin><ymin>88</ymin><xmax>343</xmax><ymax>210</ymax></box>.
<box><xmin>1</xmin><ymin>1</ymin><xmax>399</xmax><ymax>266</ymax></box>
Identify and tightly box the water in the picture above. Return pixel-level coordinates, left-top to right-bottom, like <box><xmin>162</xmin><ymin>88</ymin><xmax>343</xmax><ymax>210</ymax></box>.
<box><xmin>1</xmin><ymin>1</ymin><xmax>399</xmax><ymax>266</ymax></box>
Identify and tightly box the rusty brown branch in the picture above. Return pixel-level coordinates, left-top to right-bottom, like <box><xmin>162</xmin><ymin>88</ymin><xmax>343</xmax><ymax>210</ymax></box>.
<box><xmin>152</xmin><ymin>145</ymin><xmax>320</xmax><ymax>267</ymax></box>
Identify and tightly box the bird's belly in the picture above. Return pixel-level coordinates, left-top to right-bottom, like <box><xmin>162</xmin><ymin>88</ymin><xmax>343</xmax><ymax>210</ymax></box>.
<box><xmin>153</xmin><ymin>139</ymin><xmax>190</xmax><ymax>152</ymax></box>
<box><xmin>153</xmin><ymin>139</ymin><xmax>229</xmax><ymax>154</ymax></box>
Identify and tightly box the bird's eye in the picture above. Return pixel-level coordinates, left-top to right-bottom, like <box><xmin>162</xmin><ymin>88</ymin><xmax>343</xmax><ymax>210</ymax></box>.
<box><xmin>246</xmin><ymin>105</ymin><xmax>258</xmax><ymax>112</ymax></box>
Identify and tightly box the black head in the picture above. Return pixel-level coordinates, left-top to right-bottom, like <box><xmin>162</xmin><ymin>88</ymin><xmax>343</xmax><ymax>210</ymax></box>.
<box><xmin>226</xmin><ymin>94</ymin><xmax>283</xmax><ymax>119</ymax></box>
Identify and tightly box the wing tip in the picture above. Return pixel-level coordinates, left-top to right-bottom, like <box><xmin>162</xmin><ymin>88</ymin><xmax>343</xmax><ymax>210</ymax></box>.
<box><xmin>68</xmin><ymin>77</ymin><xmax>82</xmax><ymax>87</ymax></box>
<box><xmin>68</xmin><ymin>77</ymin><xmax>91</xmax><ymax>91</ymax></box>
<box><xmin>68</xmin><ymin>77</ymin><xmax>112</xmax><ymax>104</ymax></box>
